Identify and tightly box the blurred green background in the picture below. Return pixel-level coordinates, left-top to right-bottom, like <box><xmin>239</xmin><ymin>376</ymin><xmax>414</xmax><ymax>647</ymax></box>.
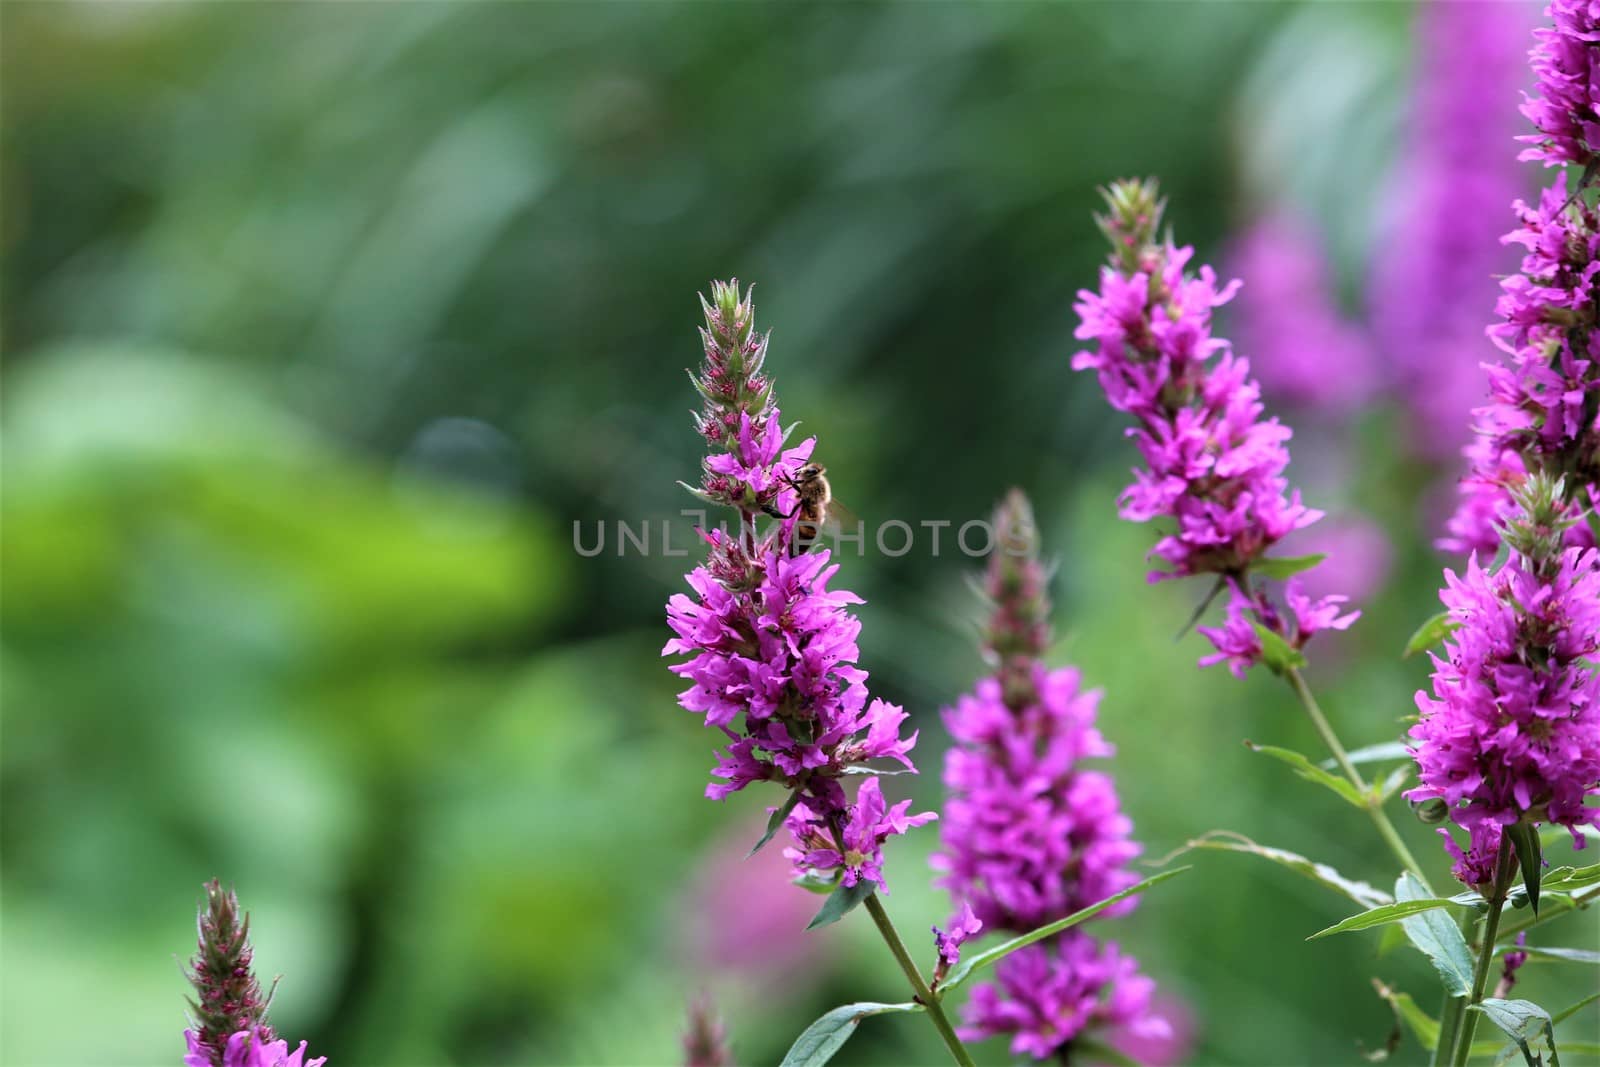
<box><xmin>3</xmin><ymin>3</ymin><xmax>1596</xmax><ymax>1065</ymax></box>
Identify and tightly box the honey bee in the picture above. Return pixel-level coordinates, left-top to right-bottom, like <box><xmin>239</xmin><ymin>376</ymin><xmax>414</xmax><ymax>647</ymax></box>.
<box><xmin>765</xmin><ymin>463</ymin><xmax>851</xmax><ymax>555</ymax></box>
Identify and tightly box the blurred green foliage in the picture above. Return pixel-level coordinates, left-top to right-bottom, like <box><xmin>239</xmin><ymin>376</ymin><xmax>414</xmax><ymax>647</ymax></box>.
<box><xmin>2</xmin><ymin>3</ymin><xmax>1596</xmax><ymax>1066</ymax></box>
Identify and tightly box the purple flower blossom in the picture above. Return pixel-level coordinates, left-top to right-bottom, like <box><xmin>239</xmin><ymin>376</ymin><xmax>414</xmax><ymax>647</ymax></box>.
<box><xmin>1373</xmin><ymin>0</ymin><xmax>1534</xmax><ymax>457</ymax></box>
<box><xmin>932</xmin><ymin>902</ymin><xmax>983</xmax><ymax>981</ymax></box>
<box><xmin>935</xmin><ymin>667</ymin><xmax>1139</xmax><ymax>929</ymax></box>
<box><xmin>936</xmin><ymin>490</ymin><xmax>1168</xmax><ymax>1058</ymax></box>
<box><xmin>1225</xmin><ymin>211</ymin><xmax>1377</xmax><ymax>413</ymax></box>
<box><xmin>1408</xmin><ymin>536</ymin><xmax>1600</xmax><ymax>886</ymax></box>
<box><xmin>960</xmin><ymin>934</ymin><xmax>1172</xmax><ymax>1062</ymax></box>
<box><xmin>1519</xmin><ymin>0</ymin><xmax>1600</xmax><ymax>167</ymax></box>
<box><xmin>1195</xmin><ymin>579</ymin><xmax>1359</xmax><ymax>680</ymax></box>
<box><xmin>784</xmin><ymin>776</ymin><xmax>935</xmax><ymax>891</ymax></box>
<box><xmin>1497</xmin><ymin>932</ymin><xmax>1531</xmax><ymax>997</ymax></box>
<box><xmin>666</xmin><ymin>280</ymin><xmax>930</xmax><ymax>894</ymax></box>
<box><xmin>184</xmin><ymin>1031</ymin><xmax>325</xmax><ymax>1067</ymax></box>
<box><xmin>1073</xmin><ymin>184</ymin><xmax>1321</xmax><ymax>585</ymax></box>
<box><xmin>681</xmin><ymin>996</ymin><xmax>735</xmax><ymax>1067</ymax></box>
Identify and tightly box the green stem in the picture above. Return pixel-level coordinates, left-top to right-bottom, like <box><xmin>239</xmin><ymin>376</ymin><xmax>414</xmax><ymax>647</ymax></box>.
<box><xmin>1283</xmin><ymin>667</ymin><xmax>1432</xmax><ymax>890</ymax></box>
<box><xmin>1432</xmin><ymin>992</ymin><xmax>1465</xmax><ymax>1067</ymax></box>
<box><xmin>1450</xmin><ymin>836</ymin><xmax>1515</xmax><ymax>1067</ymax></box>
<box><xmin>861</xmin><ymin>893</ymin><xmax>977</xmax><ymax>1067</ymax></box>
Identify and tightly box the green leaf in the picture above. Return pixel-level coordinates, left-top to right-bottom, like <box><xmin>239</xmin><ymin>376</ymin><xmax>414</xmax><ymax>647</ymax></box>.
<box><xmin>1250</xmin><ymin>621</ymin><xmax>1307</xmax><ymax>675</ymax></box>
<box><xmin>1395</xmin><ymin>873</ymin><xmax>1475</xmax><ymax>996</ymax></box>
<box><xmin>1372</xmin><ymin>981</ymin><xmax>1439</xmax><ymax>1048</ymax></box>
<box><xmin>1373</xmin><ymin>764</ymin><xmax>1413</xmax><ymax>804</ymax></box>
<box><xmin>807</xmin><ymin>878</ymin><xmax>875</xmax><ymax>931</ymax></box>
<box><xmin>1245</xmin><ymin>741</ymin><xmax>1366</xmax><ymax>809</ymax></box>
<box><xmin>1309</xmin><ymin>897</ymin><xmax>1460</xmax><ymax>940</ymax></box>
<box><xmin>1507</xmin><ymin>823</ymin><xmax>1543</xmax><ymax>916</ymax></box>
<box><xmin>751</xmin><ymin>791</ymin><xmax>804</xmax><ymax>857</ymax></box>
<box><xmin>1505</xmin><ymin>945</ymin><xmax>1600</xmax><ymax>965</ymax></box>
<box><xmin>1469</xmin><ymin>999</ymin><xmax>1559</xmax><ymax>1067</ymax></box>
<box><xmin>1405</xmin><ymin>611</ymin><xmax>1459</xmax><ymax>658</ymax></box>
<box><xmin>1163</xmin><ymin>830</ymin><xmax>1391</xmax><ymax>908</ymax></box>
<box><xmin>1542</xmin><ymin>864</ymin><xmax>1600</xmax><ymax>894</ymax></box>
<box><xmin>1319</xmin><ymin>741</ymin><xmax>1412</xmax><ymax>770</ymax></box>
<box><xmin>1551</xmin><ymin>990</ymin><xmax>1600</xmax><ymax>1025</ymax></box>
<box><xmin>940</xmin><ymin>868</ymin><xmax>1191</xmax><ymax>994</ymax></box>
<box><xmin>779</xmin><ymin>1001</ymin><xmax>923</xmax><ymax>1067</ymax></box>
<box><xmin>1252</xmin><ymin>553</ymin><xmax>1326</xmax><ymax>580</ymax></box>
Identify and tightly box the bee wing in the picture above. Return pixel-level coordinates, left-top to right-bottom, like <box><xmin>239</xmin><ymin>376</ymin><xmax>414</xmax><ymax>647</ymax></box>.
<box><xmin>822</xmin><ymin>497</ymin><xmax>863</xmax><ymax>536</ymax></box>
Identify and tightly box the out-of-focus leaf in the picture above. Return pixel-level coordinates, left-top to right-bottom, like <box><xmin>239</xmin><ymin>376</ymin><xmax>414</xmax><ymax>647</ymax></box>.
<box><xmin>1252</xmin><ymin>553</ymin><xmax>1326</xmax><ymax>579</ymax></box>
<box><xmin>1251</xmin><ymin>622</ymin><xmax>1307</xmax><ymax>674</ymax></box>
<box><xmin>1245</xmin><ymin>741</ymin><xmax>1365</xmax><ymax>809</ymax></box>
<box><xmin>1504</xmin><ymin>946</ymin><xmax>1600</xmax><ymax>965</ymax></box>
<box><xmin>1405</xmin><ymin>611</ymin><xmax>1458</xmax><ymax>658</ymax></box>
<box><xmin>1319</xmin><ymin>741</ymin><xmax>1412</xmax><ymax>770</ymax></box>
<box><xmin>1161</xmin><ymin>830</ymin><xmax>1391</xmax><ymax>909</ymax></box>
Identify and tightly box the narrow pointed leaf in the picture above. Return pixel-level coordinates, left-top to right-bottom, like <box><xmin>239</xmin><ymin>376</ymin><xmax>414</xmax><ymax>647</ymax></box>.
<box><xmin>807</xmin><ymin>878</ymin><xmax>875</xmax><ymax>931</ymax></box>
<box><xmin>1405</xmin><ymin>611</ymin><xmax>1459</xmax><ymax>658</ymax></box>
<box><xmin>1552</xmin><ymin>990</ymin><xmax>1600</xmax><ymax>1024</ymax></box>
<box><xmin>751</xmin><ymin>792</ymin><xmax>804</xmax><ymax>857</ymax></box>
<box><xmin>1507</xmin><ymin>823</ymin><xmax>1542</xmax><ymax>916</ymax></box>
<box><xmin>1245</xmin><ymin>741</ymin><xmax>1366</xmax><ymax>809</ymax></box>
<box><xmin>1309</xmin><ymin>897</ymin><xmax>1459</xmax><ymax>940</ymax></box>
<box><xmin>1503</xmin><ymin>945</ymin><xmax>1600</xmax><ymax>965</ymax></box>
<box><xmin>940</xmin><ymin>868</ymin><xmax>1191</xmax><ymax>994</ymax></box>
<box><xmin>1394</xmin><ymin>872</ymin><xmax>1474</xmax><ymax>995</ymax></box>
<box><xmin>1252</xmin><ymin>553</ymin><xmax>1327</xmax><ymax>580</ymax></box>
<box><xmin>1164</xmin><ymin>830</ymin><xmax>1391</xmax><ymax>908</ymax></box>
<box><xmin>1319</xmin><ymin>741</ymin><xmax>1412</xmax><ymax>770</ymax></box>
<box><xmin>779</xmin><ymin>1001</ymin><xmax>923</xmax><ymax>1067</ymax></box>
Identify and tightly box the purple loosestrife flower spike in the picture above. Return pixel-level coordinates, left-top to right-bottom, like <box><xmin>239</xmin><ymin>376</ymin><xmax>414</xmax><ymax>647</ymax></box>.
<box><xmin>1410</xmin><ymin>476</ymin><xmax>1600</xmax><ymax>889</ymax></box>
<box><xmin>183</xmin><ymin>881</ymin><xmax>324</xmax><ymax>1067</ymax></box>
<box><xmin>184</xmin><ymin>880</ymin><xmax>276</xmax><ymax>1067</ymax></box>
<box><xmin>681</xmin><ymin>995</ymin><xmax>736</xmax><ymax>1067</ymax></box>
<box><xmin>935</xmin><ymin>490</ymin><xmax>1169</xmax><ymax>1058</ymax></box>
<box><xmin>1520</xmin><ymin>0</ymin><xmax>1600</xmax><ymax>168</ymax></box>
<box><xmin>664</xmin><ymin>281</ymin><xmax>931</xmax><ymax>894</ymax></box>
<box><xmin>1073</xmin><ymin>179</ymin><xmax>1356</xmax><ymax>675</ymax></box>
<box><xmin>1374</xmin><ymin>0</ymin><xmax>1533</xmax><ymax>458</ymax></box>
<box><xmin>1226</xmin><ymin>212</ymin><xmax>1377</xmax><ymax>414</ymax></box>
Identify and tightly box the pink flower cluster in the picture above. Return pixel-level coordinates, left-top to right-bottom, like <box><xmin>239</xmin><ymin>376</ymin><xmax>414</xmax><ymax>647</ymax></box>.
<box><xmin>1197</xmin><ymin>578</ymin><xmax>1359</xmax><ymax>680</ymax></box>
<box><xmin>935</xmin><ymin>667</ymin><xmax>1140</xmax><ymax>929</ymax></box>
<box><xmin>963</xmin><ymin>935</ymin><xmax>1170</xmax><ymax>1062</ymax></box>
<box><xmin>666</xmin><ymin>281</ymin><xmax>930</xmax><ymax>894</ymax></box>
<box><xmin>1072</xmin><ymin>240</ymin><xmax>1318</xmax><ymax>583</ymax></box>
<box><xmin>1408</xmin><ymin>546</ymin><xmax>1600</xmax><ymax>886</ymax></box>
<box><xmin>1074</xmin><ymin>181</ymin><xmax>1354</xmax><ymax>677</ymax></box>
<box><xmin>1520</xmin><ymin>0</ymin><xmax>1600</xmax><ymax>168</ymax></box>
<box><xmin>934</xmin><ymin>491</ymin><xmax>1172</xmax><ymax>1061</ymax></box>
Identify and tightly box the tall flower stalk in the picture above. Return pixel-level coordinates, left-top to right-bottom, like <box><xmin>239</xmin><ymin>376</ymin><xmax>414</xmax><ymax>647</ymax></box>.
<box><xmin>664</xmin><ymin>281</ymin><xmax>971</xmax><ymax>1067</ymax></box>
<box><xmin>935</xmin><ymin>491</ymin><xmax>1174</xmax><ymax>1064</ymax></box>
<box><xmin>1070</xmin><ymin>178</ymin><xmax>1427</xmax><ymax>884</ymax></box>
